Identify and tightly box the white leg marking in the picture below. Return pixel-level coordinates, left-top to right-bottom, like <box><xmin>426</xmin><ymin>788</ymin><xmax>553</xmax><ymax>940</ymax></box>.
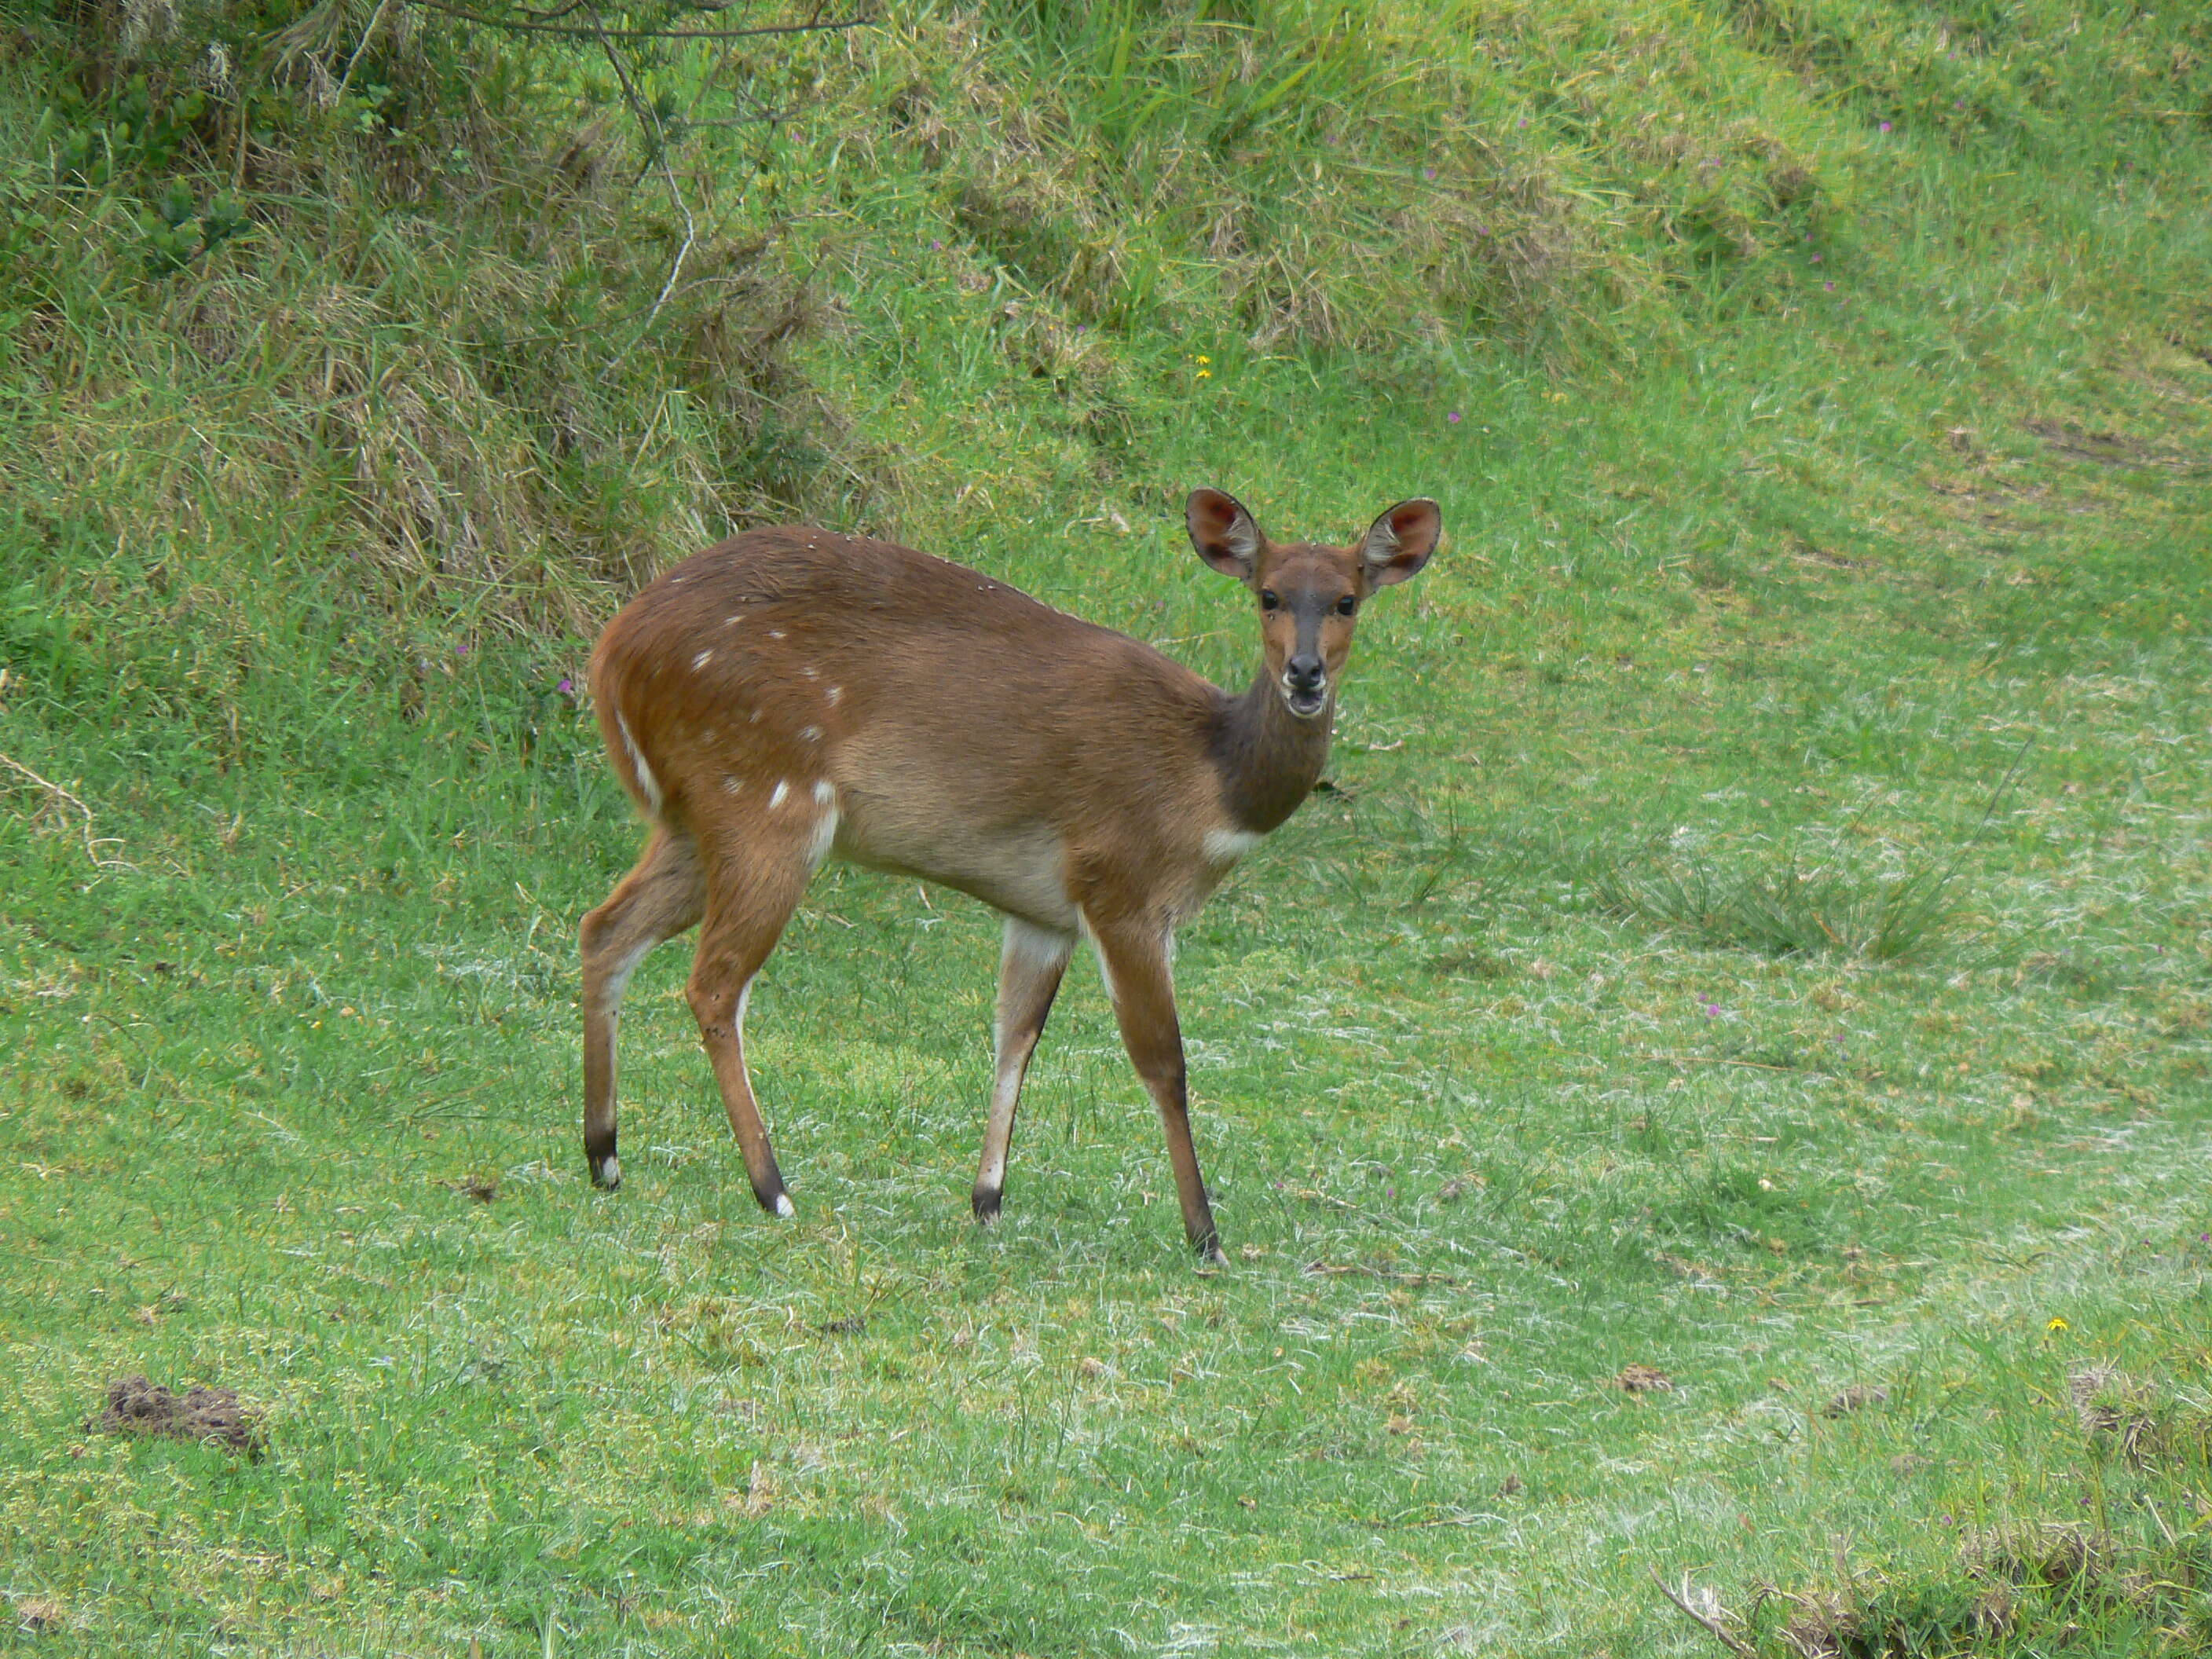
<box><xmin>730</xmin><ymin>975</ymin><xmax>791</xmax><ymax>1218</ymax></box>
<box><xmin>804</xmin><ymin>805</ymin><xmax>840</xmax><ymax>870</ymax></box>
<box><xmin>980</xmin><ymin>918</ymin><xmax>1078</xmax><ymax>1196</ymax></box>
<box><xmin>769</xmin><ymin>780</ymin><xmax>789</xmax><ymax>810</ymax></box>
<box><xmin>613</xmin><ymin>711</ymin><xmax>661</xmax><ymax>812</ymax></box>
<box><xmin>1077</xmin><ymin>907</ymin><xmax>1116</xmax><ymax>1004</ymax></box>
<box><xmin>595</xmin><ymin>1154</ymin><xmax>622</xmax><ymax>1186</ymax></box>
<box><xmin>597</xmin><ymin>933</ymin><xmax>657</xmax><ymax>1011</ymax></box>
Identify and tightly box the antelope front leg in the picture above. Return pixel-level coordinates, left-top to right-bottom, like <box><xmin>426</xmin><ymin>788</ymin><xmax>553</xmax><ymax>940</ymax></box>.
<box><xmin>973</xmin><ymin>917</ymin><xmax>1076</xmax><ymax>1223</ymax></box>
<box><xmin>1085</xmin><ymin>914</ymin><xmax>1225</xmax><ymax>1264</ymax></box>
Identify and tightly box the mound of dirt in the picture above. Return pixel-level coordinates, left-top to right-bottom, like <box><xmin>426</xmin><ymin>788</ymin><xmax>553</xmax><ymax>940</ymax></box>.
<box><xmin>89</xmin><ymin>1375</ymin><xmax>261</xmax><ymax>1456</ymax></box>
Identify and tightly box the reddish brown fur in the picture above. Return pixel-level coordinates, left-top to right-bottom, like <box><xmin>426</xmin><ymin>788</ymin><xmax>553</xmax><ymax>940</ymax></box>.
<box><xmin>579</xmin><ymin>490</ymin><xmax>1440</xmax><ymax>1261</ymax></box>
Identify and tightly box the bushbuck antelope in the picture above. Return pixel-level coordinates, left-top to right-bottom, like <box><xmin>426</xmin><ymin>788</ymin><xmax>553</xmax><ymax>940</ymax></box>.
<box><xmin>580</xmin><ymin>489</ymin><xmax>1441</xmax><ymax>1260</ymax></box>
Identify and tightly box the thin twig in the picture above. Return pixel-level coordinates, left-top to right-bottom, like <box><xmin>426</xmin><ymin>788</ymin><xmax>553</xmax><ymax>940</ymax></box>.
<box><xmin>1639</xmin><ymin>1051</ymin><xmax>1814</xmax><ymax>1074</ymax></box>
<box><xmin>330</xmin><ymin>0</ymin><xmax>394</xmax><ymax>108</ymax></box>
<box><xmin>400</xmin><ymin>0</ymin><xmax>871</xmax><ymax>40</ymax></box>
<box><xmin>0</xmin><ymin>752</ymin><xmax>131</xmax><ymax>870</ymax></box>
<box><xmin>1649</xmin><ymin>1566</ymin><xmax>1756</xmax><ymax>1658</ymax></box>
<box><xmin>585</xmin><ymin>8</ymin><xmax>696</xmax><ymax>382</ymax></box>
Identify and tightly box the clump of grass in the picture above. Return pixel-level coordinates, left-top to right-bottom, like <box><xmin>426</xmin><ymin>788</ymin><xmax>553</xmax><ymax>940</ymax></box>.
<box><xmin>1768</xmin><ymin>1514</ymin><xmax>2212</xmax><ymax>1658</ymax></box>
<box><xmin>1591</xmin><ymin>847</ymin><xmax>1965</xmax><ymax>964</ymax></box>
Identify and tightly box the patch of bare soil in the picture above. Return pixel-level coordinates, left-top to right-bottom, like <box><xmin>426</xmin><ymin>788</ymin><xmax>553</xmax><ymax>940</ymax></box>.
<box><xmin>89</xmin><ymin>1375</ymin><xmax>261</xmax><ymax>1456</ymax></box>
<box><xmin>1613</xmin><ymin>1364</ymin><xmax>1674</xmax><ymax>1394</ymax></box>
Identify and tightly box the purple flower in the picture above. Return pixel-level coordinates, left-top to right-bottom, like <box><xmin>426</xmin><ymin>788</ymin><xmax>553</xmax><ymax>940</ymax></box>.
<box><xmin>1423</xmin><ymin>167</ymin><xmax>1437</xmax><ymax>181</ymax></box>
<box><xmin>1878</xmin><ymin>120</ymin><xmax>1893</xmax><ymax>134</ymax></box>
<box><xmin>2200</xmin><ymin>1233</ymin><xmax>2210</xmax><ymax>1243</ymax></box>
<box><xmin>557</xmin><ymin>677</ymin><xmax>573</xmax><ymax>694</ymax></box>
<box><xmin>929</xmin><ymin>238</ymin><xmax>943</xmax><ymax>251</ymax></box>
<box><xmin>1810</xmin><ymin>252</ymin><xmax>1822</xmax><ymax>262</ymax></box>
<box><xmin>1701</xmin><ymin>1002</ymin><xmax>1722</xmax><ymax>1017</ymax></box>
<box><xmin>1474</xmin><ymin>224</ymin><xmax>1489</xmax><ymax>236</ymax></box>
<box><xmin>1516</xmin><ymin>116</ymin><xmax>1528</xmax><ymax>128</ymax></box>
<box><xmin>1824</xmin><ymin>281</ymin><xmax>1835</xmax><ymax>291</ymax></box>
<box><xmin>454</xmin><ymin>641</ymin><xmax>470</xmax><ymax>656</ymax></box>
<box><xmin>1446</xmin><ymin>411</ymin><xmax>1463</xmax><ymax>423</ymax></box>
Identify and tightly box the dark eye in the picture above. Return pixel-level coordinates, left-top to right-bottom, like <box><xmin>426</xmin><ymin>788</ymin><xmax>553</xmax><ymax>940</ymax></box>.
<box><xmin>1335</xmin><ymin>595</ymin><xmax>1358</xmax><ymax>617</ymax></box>
<box><xmin>1259</xmin><ymin>590</ymin><xmax>1281</xmax><ymax>612</ymax></box>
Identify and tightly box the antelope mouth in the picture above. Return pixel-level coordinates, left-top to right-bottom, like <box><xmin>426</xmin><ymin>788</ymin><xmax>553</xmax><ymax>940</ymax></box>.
<box><xmin>1281</xmin><ymin>680</ymin><xmax>1329</xmax><ymax>720</ymax></box>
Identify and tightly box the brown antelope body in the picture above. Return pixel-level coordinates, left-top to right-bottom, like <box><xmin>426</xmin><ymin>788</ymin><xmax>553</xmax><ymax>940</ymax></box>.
<box><xmin>580</xmin><ymin>489</ymin><xmax>1441</xmax><ymax>1260</ymax></box>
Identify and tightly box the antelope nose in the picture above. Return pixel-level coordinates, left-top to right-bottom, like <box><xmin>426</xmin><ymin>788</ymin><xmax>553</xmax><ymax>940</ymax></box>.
<box><xmin>1287</xmin><ymin>654</ymin><xmax>1325</xmax><ymax>691</ymax></box>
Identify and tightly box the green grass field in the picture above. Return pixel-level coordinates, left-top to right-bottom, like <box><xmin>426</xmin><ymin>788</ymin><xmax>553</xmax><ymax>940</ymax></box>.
<box><xmin>5</xmin><ymin>2</ymin><xmax>2212</xmax><ymax>1653</ymax></box>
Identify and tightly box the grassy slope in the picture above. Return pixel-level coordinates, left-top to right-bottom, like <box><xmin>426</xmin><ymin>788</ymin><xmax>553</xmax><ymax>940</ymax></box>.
<box><xmin>4</xmin><ymin>2</ymin><xmax>2212</xmax><ymax>1654</ymax></box>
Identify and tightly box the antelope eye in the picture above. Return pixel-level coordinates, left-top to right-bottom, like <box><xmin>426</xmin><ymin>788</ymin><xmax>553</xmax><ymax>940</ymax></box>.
<box><xmin>1259</xmin><ymin>590</ymin><xmax>1281</xmax><ymax>612</ymax></box>
<box><xmin>1335</xmin><ymin>595</ymin><xmax>1358</xmax><ymax>617</ymax></box>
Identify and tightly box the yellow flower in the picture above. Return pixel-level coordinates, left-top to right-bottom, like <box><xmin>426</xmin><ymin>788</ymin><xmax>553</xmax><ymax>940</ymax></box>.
<box><xmin>1196</xmin><ymin>368</ymin><xmax>1212</xmax><ymax>379</ymax></box>
<box><xmin>2046</xmin><ymin>1317</ymin><xmax>2069</xmax><ymax>1332</ymax></box>
<box><xmin>1196</xmin><ymin>354</ymin><xmax>1212</xmax><ymax>364</ymax></box>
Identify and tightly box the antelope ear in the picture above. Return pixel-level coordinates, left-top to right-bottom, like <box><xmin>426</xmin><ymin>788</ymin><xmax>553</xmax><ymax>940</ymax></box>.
<box><xmin>1359</xmin><ymin>498</ymin><xmax>1441</xmax><ymax>587</ymax></box>
<box><xmin>1186</xmin><ymin>488</ymin><xmax>1265</xmax><ymax>580</ymax></box>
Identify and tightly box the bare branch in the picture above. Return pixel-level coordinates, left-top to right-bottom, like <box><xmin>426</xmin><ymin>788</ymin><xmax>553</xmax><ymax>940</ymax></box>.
<box><xmin>0</xmin><ymin>751</ymin><xmax>132</xmax><ymax>871</ymax></box>
<box><xmin>399</xmin><ymin>0</ymin><xmax>872</xmax><ymax>41</ymax></box>
<box><xmin>583</xmin><ymin>8</ymin><xmax>696</xmax><ymax>380</ymax></box>
<box><xmin>1649</xmin><ymin>1567</ymin><xmax>1757</xmax><ymax>1658</ymax></box>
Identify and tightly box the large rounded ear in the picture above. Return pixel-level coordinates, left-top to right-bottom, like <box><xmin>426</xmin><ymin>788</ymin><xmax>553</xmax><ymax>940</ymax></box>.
<box><xmin>1186</xmin><ymin>488</ymin><xmax>1265</xmax><ymax>580</ymax></box>
<box><xmin>1359</xmin><ymin>498</ymin><xmax>1442</xmax><ymax>588</ymax></box>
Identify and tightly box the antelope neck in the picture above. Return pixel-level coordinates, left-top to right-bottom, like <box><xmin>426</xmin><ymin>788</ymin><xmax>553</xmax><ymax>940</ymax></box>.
<box><xmin>1210</xmin><ymin>668</ymin><xmax>1331</xmax><ymax>834</ymax></box>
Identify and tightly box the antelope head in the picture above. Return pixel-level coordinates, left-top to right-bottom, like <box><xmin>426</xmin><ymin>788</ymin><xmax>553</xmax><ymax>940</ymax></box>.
<box><xmin>1186</xmin><ymin>489</ymin><xmax>1442</xmax><ymax>720</ymax></box>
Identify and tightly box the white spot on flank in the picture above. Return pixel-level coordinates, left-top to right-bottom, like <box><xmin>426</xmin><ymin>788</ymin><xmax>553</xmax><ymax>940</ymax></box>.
<box><xmin>721</xmin><ymin>775</ymin><xmax>744</xmax><ymax>797</ymax></box>
<box><xmin>750</xmin><ymin>708</ymin><xmax>766</xmax><ymax>723</ymax></box>
<box><xmin>800</xmin><ymin>665</ymin><xmax>818</xmax><ymax>679</ymax></box>
<box><xmin>725</xmin><ymin>614</ymin><xmax>745</xmax><ymax>627</ymax></box>
<box><xmin>800</xmin><ymin>726</ymin><xmax>822</xmax><ymax>744</ymax></box>
<box><xmin>826</xmin><ymin>685</ymin><xmax>842</xmax><ymax>705</ymax></box>
<box><xmin>692</xmin><ymin>649</ymin><xmax>714</xmax><ymax>671</ymax></box>
<box><xmin>769</xmin><ymin>629</ymin><xmax>786</xmax><ymax>640</ymax></box>
<box><xmin>769</xmin><ymin>780</ymin><xmax>790</xmax><ymax>810</ymax></box>
<box><xmin>613</xmin><ymin>711</ymin><xmax>661</xmax><ymax>811</ymax></box>
<box><xmin>1204</xmin><ymin>828</ymin><xmax>1265</xmax><ymax>864</ymax></box>
<box><xmin>812</xmin><ymin>780</ymin><xmax>837</xmax><ymax>806</ymax></box>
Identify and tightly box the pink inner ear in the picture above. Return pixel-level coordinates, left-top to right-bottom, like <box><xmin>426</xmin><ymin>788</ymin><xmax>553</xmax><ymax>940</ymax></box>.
<box><xmin>1390</xmin><ymin>500</ymin><xmax>1441</xmax><ymax>553</ymax></box>
<box><xmin>1192</xmin><ymin>496</ymin><xmax>1235</xmax><ymax>542</ymax></box>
